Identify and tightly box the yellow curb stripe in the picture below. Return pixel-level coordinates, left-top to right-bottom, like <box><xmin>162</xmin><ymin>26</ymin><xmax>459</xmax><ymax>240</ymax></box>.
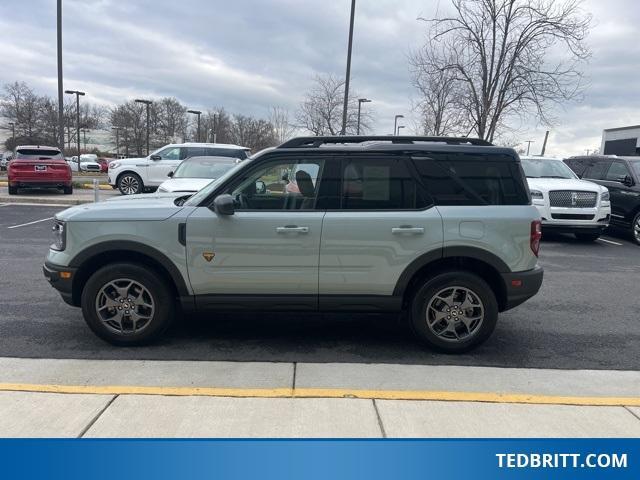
<box><xmin>0</xmin><ymin>383</ymin><xmax>638</xmax><ymax>406</ymax></box>
<box><xmin>80</xmin><ymin>184</ymin><xmax>112</xmax><ymax>190</ymax></box>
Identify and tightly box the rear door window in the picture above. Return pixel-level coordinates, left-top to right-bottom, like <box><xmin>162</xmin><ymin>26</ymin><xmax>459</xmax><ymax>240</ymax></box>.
<box><xmin>583</xmin><ymin>161</ymin><xmax>611</xmax><ymax>180</ymax></box>
<box><xmin>338</xmin><ymin>155</ymin><xmax>426</xmax><ymax>210</ymax></box>
<box><xmin>413</xmin><ymin>153</ymin><xmax>529</xmax><ymax>206</ymax></box>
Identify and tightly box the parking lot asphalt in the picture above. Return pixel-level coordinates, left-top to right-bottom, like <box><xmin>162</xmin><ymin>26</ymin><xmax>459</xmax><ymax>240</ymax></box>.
<box><xmin>1</xmin><ymin>203</ymin><xmax>639</xmax><ymax>370</ymax></box>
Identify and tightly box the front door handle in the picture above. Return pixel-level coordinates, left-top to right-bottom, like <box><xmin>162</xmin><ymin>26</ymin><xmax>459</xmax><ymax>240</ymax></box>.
<box><xmin>391</xmin><ymin>226</ymin><xmax>425</xmax><ymax>235</ymax></box>
<box><xmin>276</xmin><ymin>226</ymin><xmax>309</xmax><ymax>234</ymax></box>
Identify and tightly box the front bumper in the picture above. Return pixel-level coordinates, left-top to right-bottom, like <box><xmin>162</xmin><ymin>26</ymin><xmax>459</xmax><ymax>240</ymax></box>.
<box><xmin>501</xmin><ymin>266</ymin><xmax>544</xmax><ymax>311</ymax></box>
<box><xmin>43</xmin><ymin>262</ymin><xmax>77</xmax><ymax>306</ymax></box>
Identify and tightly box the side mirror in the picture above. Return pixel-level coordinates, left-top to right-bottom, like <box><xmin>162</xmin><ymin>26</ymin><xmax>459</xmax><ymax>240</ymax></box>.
<box><xmin>150</xmin><ymin>154</ymin><xmax>162</xmax><ymax>161</ymax></box>
<box><xmin>255</xmin><ymin>180</ymin><xmax>267</xmax><ymax>194</ymax></box>
<box><xmin>167</xmin><ymin>171</ymin><xmax>174</xmax><ymax>178</ymax></box>
<box><xmin>212</xmin><ymin>194</ymin><xmax>235</xmax><ymax>215</ymax></box>
<box><xmin>623</xmin><ymin>175</ymin><xmax>635</xmax><ymax>187</ymax></box>
<box><xmin>281</xmin><ymin>172</ymin><xmax>289</xmax><ymax>183</ymax></box>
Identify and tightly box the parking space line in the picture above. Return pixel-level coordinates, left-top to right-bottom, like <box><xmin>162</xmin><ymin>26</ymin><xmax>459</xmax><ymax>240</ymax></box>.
<box><xmin>598</xmin><ymin>238</ymin><xmax>624</xmax><ymax>246</ymax></box>
<box><xmin>0</xmin><ymin>383</ymin><xmax>638</xmax><ymax>407</ymax></box>
<box><xmin>7</xmin><ymin>217</ymin><xmax>54</xmax><ymax>229</ymax></box>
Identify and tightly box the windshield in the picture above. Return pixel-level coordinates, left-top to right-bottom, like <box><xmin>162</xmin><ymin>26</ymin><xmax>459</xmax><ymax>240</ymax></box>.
<box><xmin>184</xmin><ymin>161</ymin><xmax>247</xmax><ymax>206</ymax></box>
<box><xmin>173</xmin><ymin>158</ymin><xmax>237</xmax><ymax>179</ymax></box>
<box><xmin>521</xmin><ymin>158</ymin><xmax>576</xmax><ymax>179</ymax></box>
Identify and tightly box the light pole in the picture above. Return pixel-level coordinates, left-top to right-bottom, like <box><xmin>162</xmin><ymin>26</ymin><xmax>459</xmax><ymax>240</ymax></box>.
<box><xmin>525</xmin><ymin>140</ymin><xmax>534</xmax><ymax>156</ymax></box>
<box><xmin>56</xmin><ymin>0</ymin><xmax>64</xmax><ymax>151</ymax></box>
<box><xmin>187</xmin><ymin>110</ymin><xmax>202</xmax><ymax>142</ymax></box>
<box><xmin>396</xmin><ymin>125</ymin><xmax>405</xmax><ymax>136</ymax></box>
<box><xmin>81</xmin><ymin>128</ymin><xmax>89</xmax><ymax>151</ymax></box>
<box><xmin>213</xmin><ymin>114</ymin><xmax>218</xmax><ymax>143</ymax></box>
<box><xmin>8</xmin><ymin>122</ymin><xmax>15</xmax><ymax>146</ymax></box>
<box><xmin>112</xmin><ymin>127</ymin><xmax>122</xmax><ymax>156</ymax></box>
<box><xmin>394</xmin><ymin>115</ymin><xmax>404</xmax><ymax>136</ymax></box>
<box><xmin>135</xmin><ymin>99</ymin><xmax>153</xmax><ymax>156</ymax></box>
<box><xmin>65</xmin><ymin>89</ymin><xmax>85</xmax><ymax>166</ymax></box>
<box><xmin>356</xmin><ymin>98</ymin><xmax>371</xmax><ymax>135</ymax></box>
<box><xmin>340</xmin><ymin>0</ymin><xmax>357</xmax><ymax>135</ymax></box>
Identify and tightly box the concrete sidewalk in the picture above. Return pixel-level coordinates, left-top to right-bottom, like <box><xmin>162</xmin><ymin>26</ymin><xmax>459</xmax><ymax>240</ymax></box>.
<box><xmin>1</xmin><ymin>391</ymin><xmax>639</xmax><ymax>438</ymax></box>
<box><xmin>0</xmin><ymin>358</ymin><xmax>639</xmax><ymax>437</ymax></box>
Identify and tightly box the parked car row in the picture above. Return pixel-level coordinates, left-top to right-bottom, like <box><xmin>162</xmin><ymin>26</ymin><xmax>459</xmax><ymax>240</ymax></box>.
<box><xmin>107</xmin><ymin>142</ymin><xmax>250</xmax><ymax>195</ymax></box>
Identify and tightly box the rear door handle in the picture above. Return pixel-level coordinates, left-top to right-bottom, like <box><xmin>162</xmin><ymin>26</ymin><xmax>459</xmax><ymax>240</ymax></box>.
<box><xmin>391</xmin><ymin>226</ymin><xmax>425</xmax><ymax>235</ymax></box>
<box><xmin>276</xmin><ymin>226</ymin><xmax>309</xmax><ymax>234</ymax></box>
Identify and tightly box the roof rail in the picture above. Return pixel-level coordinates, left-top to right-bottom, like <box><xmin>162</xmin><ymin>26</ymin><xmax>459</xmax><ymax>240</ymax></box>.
<box><xmin>278</xmin><ymin>136</ymin><xmax>493</xmax><ymax>149</ymax></box>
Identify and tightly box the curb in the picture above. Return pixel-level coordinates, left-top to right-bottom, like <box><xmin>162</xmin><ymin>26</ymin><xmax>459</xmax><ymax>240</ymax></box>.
<box><xmin>0</xmin><ymin>181</ymin><xmax>112</xmax><ymax>191</ymax></box>
<box><xmin>0</xmin><ymin>196</ymin><xmax>92</xmax><ymax>206</ymax></box>
<box><xmin>0</xmin><ymin>383</ymin><xmax>638</xmax><ymax>407</ymax></box>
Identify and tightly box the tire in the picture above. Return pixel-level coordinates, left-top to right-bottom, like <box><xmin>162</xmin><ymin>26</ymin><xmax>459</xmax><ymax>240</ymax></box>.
<box><xmin>409</xmin><ymin>271</ymin><xmax>498</xmax><ymax>353</ymax></box>
<box><xmin>117</xmin><ymin>172</ymin><xmax>143</xmax><ymax>195</ymax></box>
<box><xmin>8</xmin><ymin>185</ymin><xmax>17</xmax><ymax>195</ymax></box>
<box><xmin>632</xmin><ymin>212</ymin><xmax>640</xmax><ymax>246</ymax></box>
<box><xmin>63</xmin><ymin>186</ymin><xmax>73</xmax><ymax>195</ymax></box>
<box><xmin>574</xmin><ymin>232</ymin><xmax>600</xmax><ymax>242</ymax></box>
<box><xmin>81</xmin><ymin>263</ymin><xmax>175</xmax><ymax>346</ymax></box>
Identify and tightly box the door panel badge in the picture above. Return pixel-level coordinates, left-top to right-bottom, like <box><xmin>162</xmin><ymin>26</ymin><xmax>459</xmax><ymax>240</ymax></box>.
<box><xmin>202</xmin><ymin>252</ymin><xmax>215</xmax><ymax>263</ymax></box>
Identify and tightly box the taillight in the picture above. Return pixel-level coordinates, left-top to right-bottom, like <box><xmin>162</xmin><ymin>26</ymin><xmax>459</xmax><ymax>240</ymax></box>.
<box><xmin>530</xmin><ymin>220</ymin><xmax>542</xmax><ymax>257</ymax></box>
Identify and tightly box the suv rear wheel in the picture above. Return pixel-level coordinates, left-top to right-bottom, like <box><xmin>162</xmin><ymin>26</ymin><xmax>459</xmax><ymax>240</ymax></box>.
<box><xmin>117</xmin><ymin>172</ymin><xmax>143</xmax><ymax>195</ymax></box>
<box><xmin>81</xmin><ymin>263</ymin><xmax>175</xmax><ymax>345</ymax></box>
<box><xmin>410</xmin><ymin>271</ymin><xmax>498</xmax><ymax>353</ymax></box>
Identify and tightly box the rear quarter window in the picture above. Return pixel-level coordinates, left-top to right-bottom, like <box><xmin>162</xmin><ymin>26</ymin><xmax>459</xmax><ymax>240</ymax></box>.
<box><xmin>413</xmin><ymin>153</ymin><xmax>529</xmax><ymax>206</ymax></box>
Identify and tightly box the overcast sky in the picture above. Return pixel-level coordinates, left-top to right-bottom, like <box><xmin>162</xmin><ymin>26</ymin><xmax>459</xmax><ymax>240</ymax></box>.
<box><xmin>1</xmin><ymin>0</ymin><xmax>639</xmax><ymax>156</ymax></box>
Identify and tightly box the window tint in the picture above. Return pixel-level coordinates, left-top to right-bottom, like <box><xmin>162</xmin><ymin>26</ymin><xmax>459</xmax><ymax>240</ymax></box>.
<box><xmin>204</xmin><ymin>148</ymin><xmax>249</xmax><ymax>160</ymax></box>
<box><xmin>414</xmin><ymin>154</ymin><xmax>529</xmax><ymax>206</ymax></box>
<box><xmin>341</xmin><ymin>156</ymin><xmax>424</xmax><ymax>210</ymax></box>
<box><xmin>583</xmin><ymin>161</ymin><xmax>610</xmax><ymax>180</ymax></box>
<box><xmin>16</xmin><ymin>148</ymin><xmax>62</xmax><ymax>159</ymax></box>
<box><xmin>228</xmin><ymin>159</ymin><xmax>324</xmax><ymax>210</ymax></box>
<box><xmin>605</xmin><ymin>161</ymin><xmax>631</xmax><ymax>181</ymax></box>
<box><xmin>186</xmin><ymin>147</ymin><xmax>205</xmax><ymax>158</ymax></box>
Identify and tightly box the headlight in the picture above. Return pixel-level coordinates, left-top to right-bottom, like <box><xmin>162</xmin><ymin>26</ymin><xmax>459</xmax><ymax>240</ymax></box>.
<box><xmin>51</xmin><ymin>220</ymin><xmax>66</xmax><ymax>251</ymax></box>
<box><xmin>601</xmin><ymin>191</ymin><xmax>610</xmax><ymax>202</ymax></box>
<box><xmin>109</xmin><ymin>162</ymin><xmax>121</xmax><ymax>170</ymax></box>
<box><xmin>530</xmin><ymin>190</ymin><xmax>544</xmax><ymax>200</ymax></box>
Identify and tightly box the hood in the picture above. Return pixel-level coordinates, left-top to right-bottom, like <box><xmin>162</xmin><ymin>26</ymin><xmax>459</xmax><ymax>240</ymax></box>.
<box><xmin>110</xmin><ymin>157</ymin><xmax>147</xmax><ymax>166</ymax></box>
<box><xmin>157</xmin><ymin>178</ymin><xmax>213</xmax><ymax>193</ymax></box>
<box><xmin>527</xmin><ymin>177</ymin><xmax>606</xmax><ymax>193</ymax></box>
<box><xmin>107</xmin><ymin>191</ymin><xmax>190</xmax><ymax>202</ymax></box>
<box><xmin>56</xmin><ymin>194</ymin><xmax>185</xmax><ymax>222</ymax></box>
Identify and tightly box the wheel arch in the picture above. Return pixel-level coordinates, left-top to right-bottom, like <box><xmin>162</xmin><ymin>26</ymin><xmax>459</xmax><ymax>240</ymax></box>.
<box><xmin>116</xmin><ymin>170</ymin><xmax>145</xmax><ymax>190</ymax></box>
<box><xmin>68</xmin><ymin>241</ymin><xmax>189</xmax><ymax>306</ymax></box>
<box><xmin>394</xmin><ymin>247</ymin><xmax>509</xmax><ymax>312</ymax></box>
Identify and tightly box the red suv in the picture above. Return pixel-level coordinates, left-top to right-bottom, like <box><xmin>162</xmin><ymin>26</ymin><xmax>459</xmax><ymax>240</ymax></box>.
<box><xmin>8</xmin><ymin>146</ymin><xmax>73</xmax><ymax>195</ymax></box>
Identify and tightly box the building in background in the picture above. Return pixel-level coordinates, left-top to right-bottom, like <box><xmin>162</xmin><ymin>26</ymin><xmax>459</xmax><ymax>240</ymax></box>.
<box><xmin>601</xmin><ymin>125</ymin><xmax>640</xmax><ymax>156</ymax></box>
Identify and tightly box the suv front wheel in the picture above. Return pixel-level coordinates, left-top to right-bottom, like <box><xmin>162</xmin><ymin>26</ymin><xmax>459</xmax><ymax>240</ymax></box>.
<box><xmin>117</xmin><ymin>172</ymin><xmax>143</xmax><ymax>195</ymax></box>
<box><xmin>81</xmin><ymin>263</ymin><xmax>175</xmax><ymax>345</ymax></box>
<box><xmin>410</xmin><ymin>271</ymin><xmax>498</xmax><ymax>353</ymax></box>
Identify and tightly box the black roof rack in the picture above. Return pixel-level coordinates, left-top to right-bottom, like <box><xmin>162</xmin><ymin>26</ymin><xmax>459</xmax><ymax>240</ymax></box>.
<box><xmin>278</xmin><ymin>135</ymin><xmax>493</xmax><ymax>149</ymax></box>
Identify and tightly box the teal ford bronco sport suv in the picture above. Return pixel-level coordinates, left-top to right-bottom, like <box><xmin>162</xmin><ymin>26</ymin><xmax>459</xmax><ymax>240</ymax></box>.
<box><xmin>44</xmin><ymin>136</ymin><xmax>544</xmax><ymax>353</ymax></box>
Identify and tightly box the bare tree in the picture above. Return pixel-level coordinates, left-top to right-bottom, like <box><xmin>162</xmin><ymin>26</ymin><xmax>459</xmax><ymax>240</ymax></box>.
<box><xmin>414</xmin><ymin>0</ymin><xmax>592</xmax><ymax>142</ymax></box>
<box><xmin>229</xmin><ymin>114</ymin><xmax>277</xmax><ymax>152</ymax></box>
<box><xmin>296</xmin><ymin>74</ymin><xmax>371</xmax><ymax>136</ymax></box>
<box><xmin>154</xmin><ymin>97</ymin><xmax>187</xmax><ymax>144</ymax></box>
<box><xmin>269</xmin><ymin>106</ymin><xmax>296</xmax><ymax>144</ymax></box>
<box><xmin>1</xmin><ymin>81</ymin><xmax>42</xmax><ymax>143</ymax></box>
<box><xmin>410</xmin><ymin>40</ymin><xmax>466</xmax><ymax>136</ymax></box>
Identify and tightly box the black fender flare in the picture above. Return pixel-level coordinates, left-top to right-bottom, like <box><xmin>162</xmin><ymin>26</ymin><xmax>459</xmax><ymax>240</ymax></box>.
<box><xmin>69</xmin><ymin>240</ymin><xmax>189</xmax><ymax>296</ymax></box>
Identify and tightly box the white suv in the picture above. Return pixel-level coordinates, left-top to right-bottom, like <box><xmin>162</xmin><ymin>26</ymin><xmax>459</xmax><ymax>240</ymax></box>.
<box><xmin>521</xmin><ymin>156</ymin><xmax>611</xmax><ymax>241</ymax></box>
<box><xmin>108</xmin><ymin>143</ymin><xmax>250</xmax><ymax>195</ymax></box>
